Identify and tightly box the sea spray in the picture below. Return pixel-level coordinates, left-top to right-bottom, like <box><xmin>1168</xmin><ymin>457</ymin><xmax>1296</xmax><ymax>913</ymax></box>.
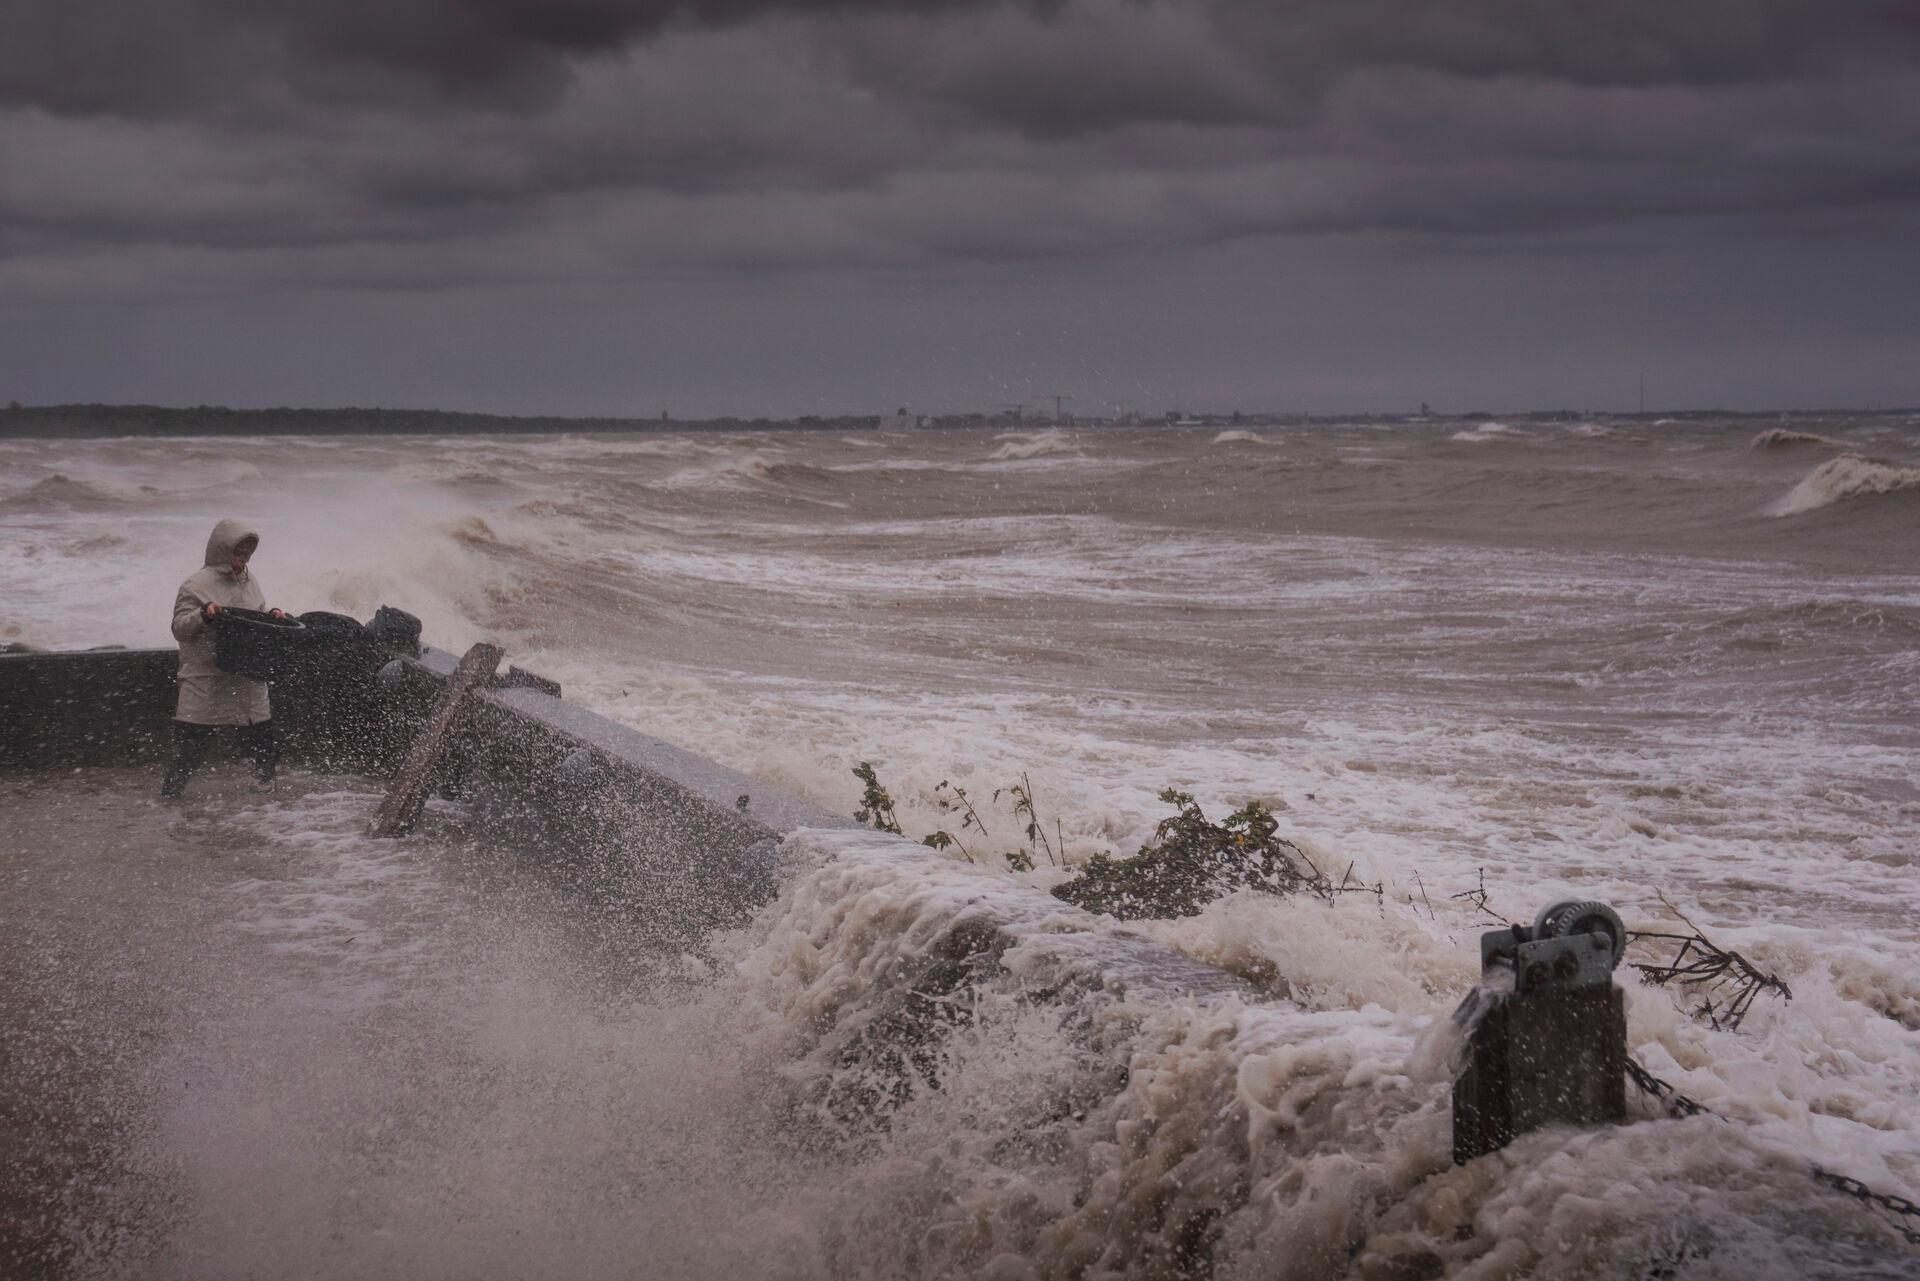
<box><xmin>729</xmin><ymin>828</ymin><xmax>1917</xmax><ymax>1277</ymax></box>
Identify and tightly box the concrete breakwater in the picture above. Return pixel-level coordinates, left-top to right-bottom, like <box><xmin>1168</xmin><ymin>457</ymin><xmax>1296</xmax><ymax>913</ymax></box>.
<box><xmin>0</xmin><ymin>637</ymin><xmax>1259</xmax><ymax>1000</ymax></box>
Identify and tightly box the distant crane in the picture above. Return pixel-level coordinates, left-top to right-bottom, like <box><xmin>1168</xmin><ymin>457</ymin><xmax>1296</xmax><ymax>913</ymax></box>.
<box><xmin>1036</xmin><ymin>392</ymin><xmax>1074</xmax><ymax>422</ymax></box>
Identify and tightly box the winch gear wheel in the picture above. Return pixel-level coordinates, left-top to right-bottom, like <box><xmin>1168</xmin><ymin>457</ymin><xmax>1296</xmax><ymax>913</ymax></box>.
<box><xmin>1532</xmin><ymin>899</ymin><xmax>1626</xmax><ymax>968</ymax></box>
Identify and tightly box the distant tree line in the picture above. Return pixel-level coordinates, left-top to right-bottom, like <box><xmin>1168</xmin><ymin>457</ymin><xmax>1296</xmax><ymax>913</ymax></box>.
<box><xmin>0</xmin><ymin>403</ymin><xmax>897</xmax><ymax>439</ymax></box>
<box><xmin>1</xmin><ymin>400</ymin><xmax>1909</xmax><ymax>439</ymax></box>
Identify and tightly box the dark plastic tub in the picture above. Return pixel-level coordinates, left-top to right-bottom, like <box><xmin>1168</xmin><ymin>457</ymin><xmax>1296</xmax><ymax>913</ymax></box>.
<box><xmin>211</xmin><ymin>607</ymin><xmax>306</xmax><ymax>680</ymax></box>
<box><xmin>297</xmin><ymin>611</ymin><xmax>366</xmax><ymax>644</ymax></box>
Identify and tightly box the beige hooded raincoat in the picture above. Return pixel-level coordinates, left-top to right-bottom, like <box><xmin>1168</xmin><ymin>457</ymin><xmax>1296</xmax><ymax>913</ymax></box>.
<box><xmin>171</xmin><ymin>518</ymin><xmax>271</xmax><ymax>725</ymax></box>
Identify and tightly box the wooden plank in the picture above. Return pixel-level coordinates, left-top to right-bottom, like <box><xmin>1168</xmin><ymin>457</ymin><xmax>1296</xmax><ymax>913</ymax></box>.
<box><xmin>369</xmin><ymin>642</ymin><xmax>503</xmax><ymax>836</ymax></box>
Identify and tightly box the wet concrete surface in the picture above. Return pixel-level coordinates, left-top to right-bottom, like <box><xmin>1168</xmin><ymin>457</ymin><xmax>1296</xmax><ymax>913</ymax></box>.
<box><xmin>0</xmin><ymin>767</ymin><xmax>374</xmax><ymax>1279</ymax></box>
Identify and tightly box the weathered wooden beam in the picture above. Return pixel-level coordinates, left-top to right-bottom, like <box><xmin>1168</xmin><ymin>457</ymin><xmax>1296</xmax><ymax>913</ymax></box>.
<box><xmin>369</xmin><ymin>642</ymin><xmax>502</xmax><ymax>836</ymax></box>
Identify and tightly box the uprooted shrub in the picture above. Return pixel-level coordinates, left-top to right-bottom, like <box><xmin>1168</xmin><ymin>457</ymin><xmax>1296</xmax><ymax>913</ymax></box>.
<box><xmin>1051</xmin><ymin>789</ymin><xmax>1329</xmax><ymax>921</ymax></box>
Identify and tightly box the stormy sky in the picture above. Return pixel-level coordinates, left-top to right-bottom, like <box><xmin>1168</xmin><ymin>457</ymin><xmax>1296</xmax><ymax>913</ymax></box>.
<box><xmin>3</xmin><ymin>0</ymin><xmax>1918</xmax><ymax>417</ymax></box>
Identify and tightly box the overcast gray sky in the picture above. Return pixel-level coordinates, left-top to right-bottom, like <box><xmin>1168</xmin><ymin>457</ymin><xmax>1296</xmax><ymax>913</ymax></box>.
<box><xmin>4</xmin><ymin>0</ymin><xmax>1918</xmax><ymax>417</ymax></box>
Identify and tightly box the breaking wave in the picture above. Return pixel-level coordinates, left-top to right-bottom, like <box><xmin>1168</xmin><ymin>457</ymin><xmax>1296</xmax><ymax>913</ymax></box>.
<box><xmin>735</xmin><ymin>829</ymin><xmax>1914</xmax><ymax>1279</ymax></box>
<box><xmin>659</xmin><ymin>454</ymin><xmax>837</xmax><ymax>491</ymax></box>
<box><xmin>990</xmin><ymin>430</ymin><xmax>1079</xmax><ymax>462</ymax></box>
<box><xmin>446</xmin><ymin>515</ymin><xmax>503</xmax><ymax>547</ymax></box>
<box><xmin>1773</xmin><ymin>454</ymin><xmax>1920</xmax><ymax>515</ymax></box>
<box><xmin>0</xmin><ymin>474</ymin><xmax>128</xmax><ymax>510</ymax></box>
<box><xmin>1752</xmin><ymin>428</ymin><xmax>1852</xmax><ymax>451</ymax></box>
<box><xmin>1448</xmin><ymin>422</ymin><xmax>1522</xmax><ymax>444</ymax></box>
<box><xmin>1211</xmin><ymin>430</ymin><xmax>1274</xmax><ymax>446</ymax></box>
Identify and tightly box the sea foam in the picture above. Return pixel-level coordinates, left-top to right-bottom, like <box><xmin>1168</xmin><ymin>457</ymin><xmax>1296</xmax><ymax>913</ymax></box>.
<box><xmin>728</xmin><ymin>827</ymin><xmax>1918</xmax><ymax>1278</ymax></box>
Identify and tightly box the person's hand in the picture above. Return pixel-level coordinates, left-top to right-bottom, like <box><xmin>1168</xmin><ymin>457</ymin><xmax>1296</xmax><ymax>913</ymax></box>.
<box><xmin>202</xmin><ymin>602</ymin><xmax>221</xmax><ymax>622</ymax></box>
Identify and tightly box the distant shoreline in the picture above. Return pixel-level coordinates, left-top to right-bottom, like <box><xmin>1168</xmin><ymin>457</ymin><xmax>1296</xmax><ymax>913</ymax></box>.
<box><xmin>1</xmin><ymin>402</ymin><xmax>1914</xmax><ymax>440</ymax></box>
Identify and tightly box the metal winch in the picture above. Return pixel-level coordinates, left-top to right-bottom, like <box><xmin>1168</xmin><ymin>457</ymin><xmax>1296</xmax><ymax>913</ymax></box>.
<box><xmin>1452</xmin><ymin>899</ymin><xmax>1629</xmax><ymax>1163</ymax></box>
<box><xmin>1485</xmin><ymin>899</ymin><xmax>1626</xmax><ymax>994</ymax></box>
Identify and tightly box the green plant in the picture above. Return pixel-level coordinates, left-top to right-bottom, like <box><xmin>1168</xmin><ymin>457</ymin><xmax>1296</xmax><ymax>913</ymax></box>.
<box><xmin>852</xmin><ymin>761</ymin><xmax>903</xmax><ymax>835</ymax></box>
<box><xmin>925</xmin><ymin>772</ymin><xmax>1044</xmax><ymax>871</ymax></box>
<box><xmin>920</xmin><ymin>831</ymin><xmax>972</xmax><ymax>864</ymax></box>
<box><xmin>862</xmin><ymin>761</ymin><xmax>1022</xmax><ymax>870</ymax></box>
<box><xmin>856</xmin><ymin>765</ymin><xmax>1350</xmax><ymax>907</ymax></box>
<box><xmin>924</xmin><ymin>780</ymin><xmax>989</xmax><ymax>864</ymax></box>
<box><xmin>1051</xmin><ymin>789</ymin><xmax>1328</xmax><ymax>921</ymax></box>
<box><xmin>996</xmin><ymin>772</ymin><xmax>1057</xmax><ymax>867</ymax></box>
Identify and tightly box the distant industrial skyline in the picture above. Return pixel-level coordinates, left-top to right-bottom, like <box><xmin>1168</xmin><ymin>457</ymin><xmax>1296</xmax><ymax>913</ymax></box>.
<box><xmin>4</xmin><ymin>1</ymin><xmax>1918</xmax><ymax>417</ymax></box>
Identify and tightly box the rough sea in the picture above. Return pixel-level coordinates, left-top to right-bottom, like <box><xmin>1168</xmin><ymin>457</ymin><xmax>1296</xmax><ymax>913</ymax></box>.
<box><xmin>2</xmin><ymin>417</ymin><xmax>1917</xmax><ymax>1278</ymax></box>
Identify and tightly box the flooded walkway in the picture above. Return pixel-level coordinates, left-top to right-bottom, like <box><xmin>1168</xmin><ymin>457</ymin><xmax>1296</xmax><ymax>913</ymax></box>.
<box><xmin>3</xmin><ymin>767</ymin><xmax>234</xmax><ymax>1278</ymax></box>
<box><xmin>0</xmin><ymin>768</ymin><xmax>825</xmax><ymax>1281</ymax></box>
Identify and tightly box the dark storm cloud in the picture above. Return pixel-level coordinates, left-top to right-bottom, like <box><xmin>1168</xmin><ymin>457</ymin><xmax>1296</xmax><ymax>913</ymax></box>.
<box><xmin>1213</xmin><ymin>0</ymin><xmax>1920</xmax><ymax>88</ymax></box>
<box><xmin>3</xmin><ymin>0</ymin><xmax>1920</xmax><ymax>312</ymax></box>
<box><xmin>825</xmin><ymin>1</ymin><xmax>1920</xmax><ymax>140</ymax></box>
<box><xmin>9</xmin><ymin>0</ymin><xmax>1918</xmax><ymax>124</ymax></box>
<box><xmin>0</xmin><ymin>0</ymin><xmax>1046</xmax><ymax>118</ymax></box>
<box><xmin>1274</xmin><ymin>68</ymin><xmax>1920</xmax><ymax>237</ymax></box>
<box><xmin>0</xmin><ymin>22</ymin><xmax>944</xmax><ymax>261</ymax></box>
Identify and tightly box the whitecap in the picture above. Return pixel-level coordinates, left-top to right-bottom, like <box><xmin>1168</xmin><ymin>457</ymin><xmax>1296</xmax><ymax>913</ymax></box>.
<box><xmin>989</xmin><ymin>429</ymin><xmax>1079</xmax><ymax>462</ymax></box>
<box><xmin>1448</xmin><ymin>422</ymin><xmax>1522</xmax><ymax>444</ymax></box>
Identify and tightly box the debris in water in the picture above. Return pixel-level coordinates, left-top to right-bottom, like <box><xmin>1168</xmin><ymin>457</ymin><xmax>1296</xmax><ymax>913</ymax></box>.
<box><xmin>1628</xmin><ymin>892</ymin><xmax>1794</xmax><ymax>1032</ymax></box>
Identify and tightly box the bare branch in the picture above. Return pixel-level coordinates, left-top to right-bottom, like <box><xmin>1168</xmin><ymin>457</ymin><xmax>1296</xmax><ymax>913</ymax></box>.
<box><xmin>1628</xmin><ymin>892</ymin><xmax>1793</xmax><ymax>1032</ymax></box>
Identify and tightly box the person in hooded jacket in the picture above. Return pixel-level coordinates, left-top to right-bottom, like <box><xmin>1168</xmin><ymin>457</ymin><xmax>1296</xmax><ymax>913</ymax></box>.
<box><xmin>161</xmin><ymin>518</ymin><xmax>287</xmax><ymax>798</ymax></box>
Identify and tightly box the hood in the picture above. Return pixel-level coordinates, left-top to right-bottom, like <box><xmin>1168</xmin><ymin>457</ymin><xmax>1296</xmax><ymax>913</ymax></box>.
<box><xmin>204</xmin><ymin>518</ymin><xmax>260</xmax><ymax>573</ymax></box>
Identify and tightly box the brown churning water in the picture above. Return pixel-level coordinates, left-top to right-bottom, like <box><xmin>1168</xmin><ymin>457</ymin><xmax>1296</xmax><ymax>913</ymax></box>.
<box><xmin>2</xmin><ymin>417</ymin><xmax>1918</xmax><ymax>1277</ymax></box>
